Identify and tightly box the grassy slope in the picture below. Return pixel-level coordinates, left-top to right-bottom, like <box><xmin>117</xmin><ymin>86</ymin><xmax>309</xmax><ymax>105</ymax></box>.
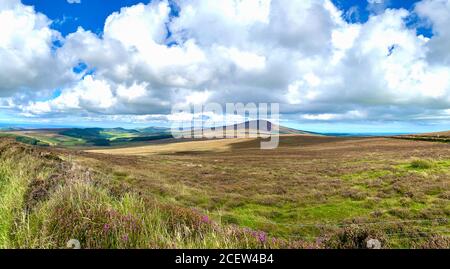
<box><xmin>85</xmin><ymin>136</ymin><xmax>450</xmax><ymax>249</ymax></box>
<box><xmin>0</xmin><ymin>128</ymin><xmax>174</xmax><ymax>148</ymax></box>
<box><xmin>0</xmin><ymin>131</ymin><xmax>84</xmax><ymax>147</ymax></box>
<box><xmin>392</xmin><ymin>131</ymin><xmax>450</xmax><ymax>144</ymax></box>
<box><xmin>0</xmin><ymin>138</ymin><xmax>313</xmax><ymax>249</ymax></box>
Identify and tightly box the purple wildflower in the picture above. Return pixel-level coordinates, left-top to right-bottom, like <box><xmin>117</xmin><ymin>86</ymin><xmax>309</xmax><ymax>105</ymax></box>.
<box><xmin>122</xmin><ymin>234</ymin><xmax>129</xmax><ymax>242</ymax></box>
<box><xmin>103</xmin><ymin>224</ymin><xmax>111</xmax><ymax>233</ymax></box>
<box><xmin>257</xmin><ymin>231</ymin><xmax>267</xmax><ymax>244</ymax></box>
<box><xmin>201</xmin><ymin>215</ymin><xmax>210</xmax><ymax>224</ymax></box>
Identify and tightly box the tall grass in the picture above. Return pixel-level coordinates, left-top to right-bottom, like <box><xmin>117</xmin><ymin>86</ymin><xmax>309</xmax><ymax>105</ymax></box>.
<box><xmin>0</xmin><ymin>162</ymin><xmax>23</xmax><ymax>247</ymax></box>
<box><xmin>0</xmin><ymin>139</ymin><xmax>315</xmax><ymax>249</ymax></box>
<box><xmin>20</xmin><ymin>182</ymin><xmax>261</xmax><ymax>249</ymax></box>
<box><xmin>0</xmin><ymin>150</ymin><xmax>50</xmax><ymax>248</ymax></box>
<box><xmin>409</xmin><ymin>159</ymin><xmax>434</xmax><ymax>169</ymax></box>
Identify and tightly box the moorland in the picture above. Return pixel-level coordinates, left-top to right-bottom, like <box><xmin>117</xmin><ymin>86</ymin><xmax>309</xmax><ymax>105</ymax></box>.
<box><xmin>0</xmin><ymin>122</ymin><xmax>449</xmax><ymax>249</ymax></box>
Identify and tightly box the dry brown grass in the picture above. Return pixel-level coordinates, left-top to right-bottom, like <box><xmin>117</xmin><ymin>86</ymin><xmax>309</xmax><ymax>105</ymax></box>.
<box><xmin>421</xmin><ymin>131</ymin><xmax>450</xmax><ymax>137</ymax></box>
<box><xmin>87</xmin><ymin>137</ymin><xmax>254</xmax><ymax>155</ymax></box>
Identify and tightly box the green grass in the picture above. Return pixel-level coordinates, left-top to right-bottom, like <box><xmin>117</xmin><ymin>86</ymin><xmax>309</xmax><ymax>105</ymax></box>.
<box><xmin>217</xmin><ymin>200</ymin><xmax>372</xmax><ymax>238</ymax></box>
<box><xmin>0</xmin><ymin>133</ymin><xmax>50</xmax><ymax>147</ymax></box>
<box><xmin>435</xmin><ymin>160</ymin><xmax>450</xmax><ymax>169</ymax></box>
<box><xmin>297</xmin><ymin>200</ymin><xmax>371</xmax><ymax>221</ymax></box>
<box><xmin>396</xmin><ymin>159</ymin><xmax>450</xmax><ymax>174</ymax></box>
<box><xmin>17</xmin><ymin>182</ymin><xmax>247</xmax><ymax>248</ymax></box>
<box><xmin>409</xmin><ymin>160</ymin><xmax>434</xmax><ymax>170</ymax></box>
<box><xmin>0</xmin><ymin>153</ymin><xmax>52</xmax><ymax>247</ymax></box>
<box><xmin>0</xmin><ymin>163</ymin><xmax>24</xmax><ymax>247</ymax></box>
<box><xmin>342</xmin><ymin>170</ymin><xmax>393</xmax><ymax>181</ymax></box>
<box><xmin>101</xmin><ymin>131</ymin><xmax>139</xmax><ymax>141</ymax></box>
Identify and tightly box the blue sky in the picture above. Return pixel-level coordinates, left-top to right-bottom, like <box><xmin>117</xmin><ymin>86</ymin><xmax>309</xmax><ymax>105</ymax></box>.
<box><xmin>332</xmin><ymin>0</ymin><xmax>433</xmax><ymax>36</ymax></box>
<box><xmin>334</xmin><ymin>0</ymin><xmax>419</xmax><ymax>21</ymax></box>
<box><xmin>0</xmin><ymin>0</ymin><xmax>449</xmax><ymax>133</ymax></box>
<box><xmin>23</xmin><ymin>0</ymin><xmax>428</xmax><ymax>37</ymax></box>
<box><xmin>22</xmin><ymin>0</ymin><xmax>150</xmax><ymax>36</ymax></box>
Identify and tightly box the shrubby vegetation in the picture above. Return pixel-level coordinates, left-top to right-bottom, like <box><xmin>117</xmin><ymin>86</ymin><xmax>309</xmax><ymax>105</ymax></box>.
<box><xmin>15</xmin><ymin>136</ymin><xmax>50</xmax><ymax>147</ymax></box>
<box><xmin>0</xmin><ymin>139</ymin><xmax>314</xmax><ymax>249</ymax></box>
<box><xmin>58</xmin><ymin>128</ymin><xmax>172</xmax><ymax>147</ymax></box>
<box><xmin>410</xmin><ymin>159</ymin><xmax>434</xmax><ymax>169</ymax></box>
<box><xmin>0</xmin><ymin>137</ymin><xmax>448</xmax><ymax>249</ymax></box>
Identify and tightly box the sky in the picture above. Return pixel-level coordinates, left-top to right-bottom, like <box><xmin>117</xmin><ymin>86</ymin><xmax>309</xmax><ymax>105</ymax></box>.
<box><xmin>0</xmin><ymin>0</ymin><xmax>449</xmax><ymax>133</ymax></box>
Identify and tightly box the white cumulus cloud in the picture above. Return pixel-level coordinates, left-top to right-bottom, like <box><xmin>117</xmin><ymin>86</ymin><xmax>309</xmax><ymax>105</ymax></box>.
<box><xmin>0</xmin><ymin>0</ymin><xmax>449</xmax><ymax>125</ymax></box>
<box><xmin>0</xmin><ymin>0</ymin><xmax>76</xmax><ymax>97</ymax></box>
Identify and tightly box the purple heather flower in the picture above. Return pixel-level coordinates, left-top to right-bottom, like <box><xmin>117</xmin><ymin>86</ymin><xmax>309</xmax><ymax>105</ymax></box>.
<box><xmin>103</xmin><ymin>224</ymin><xmax>111</xmax><ymax>232</ymax></box>
<box><xmin>122</xmin><ymin>234</ymin><xmax>129</xmax><ymax>242</ymax></box>
<box><xmin>257</xmin><ymin>232</ymin><xmax>267</xmax><ymax>244</ymax></box>
<box><xmin>201</xmin><ymin>215</ymin><xmax>210</xmax><ymax>223</ymax></box>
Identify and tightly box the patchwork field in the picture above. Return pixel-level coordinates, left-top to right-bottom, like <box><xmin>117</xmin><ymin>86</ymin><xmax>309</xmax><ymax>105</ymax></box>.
<box><xmin>0</xmin><ymin>127</ymin><xmax>173</xmax><ymax>148</ymax></box>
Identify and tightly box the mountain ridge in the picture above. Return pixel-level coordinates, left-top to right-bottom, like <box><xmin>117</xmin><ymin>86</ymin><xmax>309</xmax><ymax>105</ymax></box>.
<box><xmin>179</xmin><ymin>119</ymin><xmax>318</xmax><ymax>137</ymax></box>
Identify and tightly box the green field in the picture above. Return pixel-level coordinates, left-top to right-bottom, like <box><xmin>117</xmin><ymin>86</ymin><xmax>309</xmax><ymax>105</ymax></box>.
<box><xmin>0</xmin><ymin>127</ymin><xmax>173</xmax><ymax>148</ymax></box>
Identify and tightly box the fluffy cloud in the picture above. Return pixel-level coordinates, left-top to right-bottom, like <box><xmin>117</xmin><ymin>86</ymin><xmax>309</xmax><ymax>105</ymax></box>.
<box><xmin>67</xmin><ymin>0</ymin><xmax>81</xmax><ymax>4</ymax></box>
<box><xmin>415</xmin><ymin>0</ymin><xmax>450</xmax><ymax>65</ymax></box>
<box><xmin>0</xmin><ymin>0</ymin><xmax>76</xmax><ymax>97</ymax></box>
<box><xmin>2</xmin><ymin>0</ymin><xmax>450</xmax><ymax>124</ymax></box>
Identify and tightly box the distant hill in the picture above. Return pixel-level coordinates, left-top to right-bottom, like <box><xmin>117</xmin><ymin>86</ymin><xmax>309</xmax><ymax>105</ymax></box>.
<box><xmin>0</xmin><ymin>122</ymin><xmax>320</xmax><ymax>148</ymax></box>
<box><xmin>108</xmin><ymin>127</ymin><xmax>140</xmax><ymax>134</ymax></box>
<box><xmin>420</xmin><ymin>131</ymin><xmax>450</xmax><ymax>137</ymax></box>
<box><xmin>138</xmin><ymin>127</ymin><xmax>171</xmax><ymax>134</ymax></box>
<box><xmin>0</xmin><ymin>127</ymin><xmax>26</xmax><ymax>131</ymax></box>
<box><xmin>58</xmin><ymin>127</ymin><xmax>172</xmax><ymax>146</ymax></box>
<box><xmin>179</xmin><ymin>120</ymin><xmax>318</xmax><ymax>138</ymax></box>
<box><xmin>392</xmin><ymin>130</ymin><xmax>450</xmax><ymax>143</ymax></box>
<box><xmin>0</xmin><ymin>127</ymin><xmax>173</xmax><ymax>147</ymax></box>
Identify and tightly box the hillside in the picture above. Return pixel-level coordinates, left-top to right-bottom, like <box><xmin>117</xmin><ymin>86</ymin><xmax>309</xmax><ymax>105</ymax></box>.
<box><xmin>179</xmin><ymin>120</ymin><xmax>317</xmax><ymax>138</ymax></box>
<box><xmin>421</xmin><ymin>131</ymin><xmax>450</xmax><ymax>137</ymax></box>
<box><xmin>393</xmin><ymin>131</ymin><xmax>450</xmax><ymax>143</ymax></box>
<box><xmin>0</xmin><ymin>121</ymin><xmax>316</xmax><ymax>149</ymax></box>
<box><xmin>85</xmin><ymin>135</ymin><xmax>450</xmax><ymax>249</ymax></box>
<box><xmin>88</xmin><ymin>135</ymin><xmax>340</xmax><ymax>155</ymax></box>
<box><xmin>1</xmin><ymin>135</ymin><xmax>449</xmax><ymax>249</ymax></box>
<box><xmin>0</xmin><ymin>127</ymin><xmax>173</xmax><ymax>148</ymax></box>
<box><xmin>0</xmin><ymin>137</ymin><xmax>308</xmax><ymax>249</ymax></box>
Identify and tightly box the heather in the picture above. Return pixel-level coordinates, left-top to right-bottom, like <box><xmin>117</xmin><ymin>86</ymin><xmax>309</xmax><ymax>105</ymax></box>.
<box><xmin>0</xmin><ymin>136</ymin><xmax>449</xmax><ymax>249</ymax></box>
<box><xmin>0</xmin><ymin>138</ymin><xmax>315</xmax><ymax>249</ymax></box>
